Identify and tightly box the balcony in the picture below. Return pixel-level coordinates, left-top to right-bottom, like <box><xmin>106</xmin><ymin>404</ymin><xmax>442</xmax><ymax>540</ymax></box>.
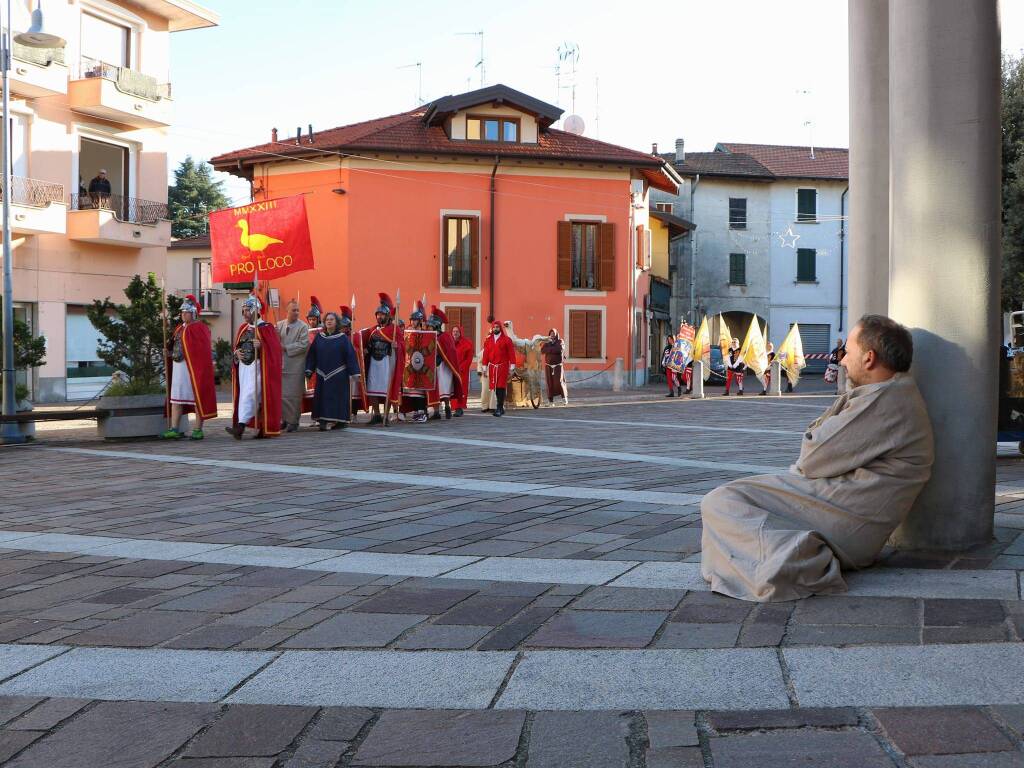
<box><xmin>1</xmin><ymin>176</ymin><xmax>66</xmax><ymax>235</ymax></box>
<box><xmin>69</xmin><ymin>57</ymin><xmax>172</xmax><ymax>128</ymax></box>
<box><xmin>6</xmin><ymin>33</ymin><xmax>67</xmax><ymax>98</ymax></box>
<box><xmin>67</xmin><ymin>193</ymin><xmax>171</xmax><ymax>248</ymax></box>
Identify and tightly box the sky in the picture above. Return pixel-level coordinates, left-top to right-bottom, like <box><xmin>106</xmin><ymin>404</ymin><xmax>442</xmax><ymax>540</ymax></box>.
<box><xmin>167</xmin><ymin>0</ymin><xmax>1024</xmax><ymax>205</ymax></box>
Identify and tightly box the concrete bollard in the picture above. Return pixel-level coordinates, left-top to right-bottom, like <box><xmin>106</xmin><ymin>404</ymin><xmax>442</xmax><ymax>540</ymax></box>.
<box><xmin>691</xmin><ymin>361</ymin><xmax>705</xmax><ymax>399</ymax></box>
<box><xmin>612</xmin><ymin>357</ymin><xmax>623</xmax><ymax>391</ymax></box>
<box><xmin>769</xmin><ymin>360</ymin><xmax>782</xmax><ymax>396</ymax></box>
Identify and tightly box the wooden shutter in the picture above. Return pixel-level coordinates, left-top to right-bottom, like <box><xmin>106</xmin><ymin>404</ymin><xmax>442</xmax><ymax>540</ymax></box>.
<box><xmin>569</xmin><ymin>310</ymin><xmax>587</xmax><ymax>358</ymax></box>
<box><xmin>557</xmin><ymin>221</ymin><xmax>572</xmax><ymax>290</ymax></box>
<box><xmin>470</xmin><ymin>217</ymin><xmax>480</xmax><ymax>288</ymax></box>
<box><xmin>635</xmin><ymin>225</ymin><xmax>644</xmax><ymax>269</ymax></box>
<box><xmin>586</xmin><ymin>311</ymin><xmax>602</xmax><ymax>358</ymax></box>
<box><xmin>441</xmin><ymin>216</ymin><xmax>452</xmax><ymax>288</ymax></box>
<box><xmin>461</xmin><ymin>306</ymin><xmax>476</xmax><ymax>348</ymax></box>
<box><xmin>598</xmin><ymin>222</ymin><xmax>615</xmax><ymax>291</ymax></box>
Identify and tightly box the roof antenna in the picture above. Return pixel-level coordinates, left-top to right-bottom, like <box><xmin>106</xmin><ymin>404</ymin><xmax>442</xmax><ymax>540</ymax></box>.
<box><xmin>308</xmin><ymin>124</ymin><xmax>314</xmax><ymax>144</ymax></box>
<box><xmin>797</xmin><ymin>89</ymin><xmax>815</xmax><ymax>159</ymax></box>
<box><xmin>456</xmin><ymin>31</ymin><xmax>484</xmax><ymax>88</ymax></box>
<box><xmin>398</xmin><ymin>61</ymin><xmax>423</xmax><ymax>104</ymax></box>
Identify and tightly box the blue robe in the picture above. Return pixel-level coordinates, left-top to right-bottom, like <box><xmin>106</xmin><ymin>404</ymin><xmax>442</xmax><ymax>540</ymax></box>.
<box><xmin>304</xmin><ymin>331</ymin><xmax>360</xmax><ymax>423</ymax></box>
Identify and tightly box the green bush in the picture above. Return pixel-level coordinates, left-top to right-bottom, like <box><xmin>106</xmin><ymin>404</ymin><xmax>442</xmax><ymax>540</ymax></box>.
<box><xmin>104</xmin><ymin>379</ymin><xmax>165</xmax><ymax>397</ymax></box>
<box><xmin>0</xmin><ymin>315</ymin><xmax>46</xmax><ymax>404</ymax></box>
<box><xmin>213</xmin><ymin>338</ymin><xmax>233</xmax><ymax>384</ymax></box>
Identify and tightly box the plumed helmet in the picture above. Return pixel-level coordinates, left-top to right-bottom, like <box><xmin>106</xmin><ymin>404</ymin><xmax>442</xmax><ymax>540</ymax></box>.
<box><xmin>376</xmin><ymin>292</ymin><xmax>394</xmax><ymax>316</ymax></box>
<box><xmin>180</xmin><ymin>294</ymin><xmax>201</xmax><ymax>316</ymax></box>
<box><xmin>428</xmin><ymin>305</ymin><xmax>448</xmax><ymax>330</ymax></box>
<box><xmin>410</xmin><ymin>300</ymin><xmax>426</xmax><ymax>322</ymax></box>
<box><xmin>243</xmin><ymin>292</ymin><xmax>263</xmax><ymax>315</ymax></box>
<box><xmin>338</xmin><ymin>305</ymin><xmax>353</xmax><ymax>327</ymax></box>
<box><xmin>307</xmin><ymin>295</ymin><xmax>323</xmax><ymax>321</ymax></box>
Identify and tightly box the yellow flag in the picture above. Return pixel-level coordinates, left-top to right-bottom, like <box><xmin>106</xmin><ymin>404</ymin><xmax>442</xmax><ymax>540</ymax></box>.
<box><xmin>692</xmin><ymin>316</ymin><xmax>712</xmax><ymax>381</ymax></box>
<box><xmin>777</xmin><ymin>323</ymin><xmax>807</xmax><ymax>386</ymax></box>
<box><xmin>717</xmin><ymin>314</ymin><xmax>732</xmax><ymax>356</ymax></box>
<box><xmin>739</xmin><ymin>316</ymin><xmax>769</xmax><ymax>376</ymax></box>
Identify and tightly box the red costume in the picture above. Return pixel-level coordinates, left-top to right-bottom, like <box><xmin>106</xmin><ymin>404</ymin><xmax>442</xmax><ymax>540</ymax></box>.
<box><xmin>481</xmin><ymin>321</ymin><xmax>516</xmax><ymax>389</ymax></box>
<box><xmin>429</xmin><ymin>307</ymin><xmax>464</xmax><ymax>405</ymax></box>
<box><xmin>341</xmin><ymin>305</ymin><xmax>368</xmax><ymax>414</ymax></box>
<box><xmin>359</xmin><ymin>293</ymin><xmax>405</xmax><ymax>406</ymax></box>
<box><xmin>165</xmin><ymin>299</ymin><xmax>217</xmax><ymax>421</ymax></box>
<box><xmin>451</xmin><ymin>324</ymin><xmax>475</xmax><ymax>411</ymax></box>
<box><xmin>230</xmin><ymin>318</ymin><xmax>283</xmax><ymax>436</ymax></box>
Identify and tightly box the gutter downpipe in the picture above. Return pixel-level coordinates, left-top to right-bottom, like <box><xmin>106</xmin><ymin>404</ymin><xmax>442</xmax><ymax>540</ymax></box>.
<box><xmin>489</xmin><ymin>156</ymin><xmax>500</xmax><ymax>320</ymax></box>
<box><xmin>839</xmin><ymin>185</ymin><xmax>848</xmax><ymax>332</ymax></box>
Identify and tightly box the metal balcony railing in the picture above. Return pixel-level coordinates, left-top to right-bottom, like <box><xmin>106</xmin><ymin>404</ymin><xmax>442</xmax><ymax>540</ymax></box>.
<box><xmin>0</xmin><ymin>176</ymin><xmax>65</xmax><ymax>208</ymax></box>
<box><xmin>76</xmin><ymin>56</ymin><xmax>171</xmax><ymax>101</ymax></box>
<box><xmin>70</xmin><ymin>193</ymin><xmax>169</xmax><ymax>225</ymax></box>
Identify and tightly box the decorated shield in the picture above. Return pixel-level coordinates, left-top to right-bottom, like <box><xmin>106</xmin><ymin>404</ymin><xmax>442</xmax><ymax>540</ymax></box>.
<box><xmin>403</xmin><ymin>329</ymin><xmax>437</xmax><ymax>391</ymax></box>
<box><xmin>668</xmin><ymin>324</ymin><xmax>695</xmax><ymax>372</ymax></box>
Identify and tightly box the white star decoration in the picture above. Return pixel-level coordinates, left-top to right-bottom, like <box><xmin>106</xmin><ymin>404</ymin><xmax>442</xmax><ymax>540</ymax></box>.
<box><xmin>778</xmin><ymin>227</ymin><xmax>800</xmax><ymax>248</ymax></box>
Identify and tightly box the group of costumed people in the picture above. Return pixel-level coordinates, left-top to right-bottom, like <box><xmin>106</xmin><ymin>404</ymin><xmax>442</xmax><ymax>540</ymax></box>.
<box><xmin>661</xmin><ymin>314</ymin><xmax>808</xmax><ymax>398</ymax></box>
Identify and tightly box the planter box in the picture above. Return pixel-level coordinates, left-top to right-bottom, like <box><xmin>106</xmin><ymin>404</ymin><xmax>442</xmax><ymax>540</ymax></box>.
<box><xmin>97</xmin><ymin>394</ymin><xmax>169</xmax><ymax>439</ymax></box>
<box><xmin>15</xmin><ymin>401</ymin><xmax>34</xmax><ymax>441</ymax></box>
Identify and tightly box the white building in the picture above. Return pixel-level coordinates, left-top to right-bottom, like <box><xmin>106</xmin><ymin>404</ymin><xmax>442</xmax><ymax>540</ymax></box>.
<box><xmin>652</xmin><ymin>141</ymin><xmax>849</xmax><ymax>368</ymax></box>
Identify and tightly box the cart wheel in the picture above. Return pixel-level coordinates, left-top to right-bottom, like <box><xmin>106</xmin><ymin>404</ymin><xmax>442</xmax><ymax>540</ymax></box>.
<box><xmin>1018</xmin><ymin>441</ymin><xmax>1024</xmax><ymax>456</ymax></box>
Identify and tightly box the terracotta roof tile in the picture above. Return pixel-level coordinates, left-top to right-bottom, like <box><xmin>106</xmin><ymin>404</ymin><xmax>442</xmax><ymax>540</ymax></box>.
<box><xmin>664</xmin><ymin>151</ymin><xmax>774</xmax><ymax>179</ymax></box>
<box><xmin>717</xmin><ymin>142</ymin><xmax>848</xmax><ymax>180</ymax></box>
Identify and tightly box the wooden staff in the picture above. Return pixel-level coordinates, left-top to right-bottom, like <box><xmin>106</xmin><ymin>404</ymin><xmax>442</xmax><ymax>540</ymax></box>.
<box><xmin>160</xmin><ymin>278</ymin><xmax>171</xmax><ymax>430</ymax></box>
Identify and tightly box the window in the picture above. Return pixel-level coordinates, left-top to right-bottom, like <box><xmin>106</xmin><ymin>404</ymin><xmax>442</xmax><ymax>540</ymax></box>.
<box><xmin>557</xmin><ymin>221</ymin><xmax>615</xmax><ymax>291</ymax></box>
<box><xmin>569</xmin><ymin>309</ymin><xmax>602</xmax><ymax>358</ymax></box>
<box><xmin>654</xmin><ymin>202</ymin><xmax>674</xmax><ymax>213</ymax></box>
<box><xmin>797</xmin><ymin>188</ymin><xmax>817</xmax><ymax>222</ymax></box>
<box><xmin>729</xmin><ymin>253</ymin><xmax>746</xmax><ymax>285</ymax></box>
<box><xmin>81</xmin><ymin>12</ymin><xmax>131</xmax><ymax>68</ymax></box>
<box><xmin>443</xmin><ymin>305</ymin><xmax>477</xmax><ymax>349</ymax></box>
<box><xmin>466</xmin><ymin>115</ymin><xmax>520</xmax><ymax>143</ymax></box>
<box><xmin>728</xmin><ymin>198</ymin><xmax>747</xmax><ymax>229</ymax></box>
<box><xmin>192</xmin><ymin>259</ymin><xmax>213</xmax><ymax>296</ymax></box>
<box><xmin>442</xmin><ymin>216</ymin><xmax>479</xmax><ymax>288</ymax></box>
<box><xmin>635</xmin><ymin>225</ymin><xmax>650</xmax><ymax>269</ymax></box>
<box><xmin>797</xmin><ymin>248</ymin><xmax>817</xmax><ymax>281</ymax></box>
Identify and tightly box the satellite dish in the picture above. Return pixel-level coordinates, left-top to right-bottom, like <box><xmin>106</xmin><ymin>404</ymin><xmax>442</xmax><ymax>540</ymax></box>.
<box><xmin>564</xmin><ymin>115</ymin><xmax>585</xmax><ymax>135</ymax></box>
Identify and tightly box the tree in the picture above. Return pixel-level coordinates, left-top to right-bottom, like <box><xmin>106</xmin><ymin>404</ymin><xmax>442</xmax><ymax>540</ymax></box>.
<box><xmin>167</xmin><ymin>156</ymin><xmax>229</xmax><ymax>239</ymax></box>
<box><xmin>1003</xmin><ymin>54</ymin><xmax>1024</xmax><ymax>309</ymax></box>
<box><xmin>0</xmin><ymin>314</ymin><xmax>46</xmax><ymax>401</ymax></box>
<box><xmin>86</xmin><ymin>273</ymin><xmax>183</xmax><ymax>395</ymax></box>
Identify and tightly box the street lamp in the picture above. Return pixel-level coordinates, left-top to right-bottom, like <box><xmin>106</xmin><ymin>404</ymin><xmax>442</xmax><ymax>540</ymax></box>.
<box><xmin>1</xmin><ymin>0</ymin><xmax>64</xmax><ymax>444</ymax></box>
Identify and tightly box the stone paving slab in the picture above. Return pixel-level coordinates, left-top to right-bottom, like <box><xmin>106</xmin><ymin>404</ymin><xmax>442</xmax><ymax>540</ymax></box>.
<box><xmin>180</xmin><ymin>545</ymin><xmax>349</xmax><ymax>568</ymax></box>
<box><xmin>0</xmin><ymin>647</ymin><xmax>276</xmax><ymax>702</ymax></box>
<box><xmin>845</xmin><ymin>568</ymin><xmax>1021</xmax><ymax>600</ymax></box>
<box><xmin>606</xmin><ymin>561</ymin><xmax>709</xmax><ymax>590</ymax></box>
<box><xmin>226</xmin><ymin>650</ymin><xmax>516</xmax><ymax>708</ymax></box>
<box><xmin>0</xmin><ymin>645</ymin><xmax>67</xmax><ymax>681</ymax></box>
<box><xmin>296</xmin><ymin>551</ymin><xmax>480</xmax><ymax>577</ymax></box>
<box><xmin>495</xmin><ymin>648</ymin><xmax>789</xmax><ymax>710</ymax></box>
<box><xmin>444</xmin><ymin>556</ymin><xmax>638</xmax><ymax>585</ymax></box>
<box><xmin>785</xmin><ymin>643</ymin><xmax>1024</xmax><ymax>707</ymax></box>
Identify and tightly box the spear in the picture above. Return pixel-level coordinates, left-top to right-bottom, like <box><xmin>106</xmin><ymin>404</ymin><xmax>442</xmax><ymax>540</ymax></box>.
<box><xmin>160</xmin><ymin>277</ymin><xmax>171</xmax><ymax>430</ymax></box>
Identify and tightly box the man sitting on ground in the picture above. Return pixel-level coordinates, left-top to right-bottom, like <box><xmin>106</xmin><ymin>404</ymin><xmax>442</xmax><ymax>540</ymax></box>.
<box><xmin>700</xmin><ymin>314</ymin><xmax>934</xmax><ymax>602</ymax></box>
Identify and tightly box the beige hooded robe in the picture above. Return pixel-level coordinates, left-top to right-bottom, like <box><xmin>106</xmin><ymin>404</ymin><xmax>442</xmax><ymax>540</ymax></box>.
<box><xmin>700</xmin><ymin>373</ymin><xmax>934</xmax><ymax>602</ymax></box>
<box><xmin>276</xmin><ymin>318</ymin><xmax>310</xmax><ymax>425</ymax></box>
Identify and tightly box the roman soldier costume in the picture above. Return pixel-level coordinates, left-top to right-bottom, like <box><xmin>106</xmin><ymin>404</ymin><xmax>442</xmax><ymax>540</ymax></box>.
<box><xmin>401</xmin><ymin>300</ymin><xmax>434</xmax><ymax>422</ymax></box>
<box><xmin>227</xmin><ymin>292</ymin><xmax>283</xmax><ymax>438</ymax></box>
<box><xmin>427</xmin><ymin>306</ymin><xmax>464</xmax><ymax>419</ymax></box>
<box><xmin>481</xmin><ymin>319</ymin><xmax>516</xmax><ymax>416</ymax></box>
<box><xmin>301</xmin><ymin>296</ymin><xmax>323</xmax><ymax>418</ymax></box>
<box><xmin>359</xmin><ymin>292</ymin><xmax>405</xmax><ymax>424</ymax></box>
<box><xmin>163</xmin><ymin>294</ymin><xmax>217</xmax><ymax>439</ymax></box>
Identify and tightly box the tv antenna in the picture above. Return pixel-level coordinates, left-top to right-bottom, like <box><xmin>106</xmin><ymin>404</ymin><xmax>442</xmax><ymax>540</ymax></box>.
<box><xmin>557</xmin><ymin>42</ymin><xmax>580</xmax><ymax>114</ymax></box>
<box><xmin>457</xmin><ymin>30</ymin><xmax>485</xmax><ymax>88</ymax></box>
<box><xmin>797</xmin><ymin>89</ymin><xmax>815</xmax><ymax>158</ymax></box>
<box><xmin>398</xmin><ymin>61</ymin><xmax>423</xmax><ymax>104</ymax></box>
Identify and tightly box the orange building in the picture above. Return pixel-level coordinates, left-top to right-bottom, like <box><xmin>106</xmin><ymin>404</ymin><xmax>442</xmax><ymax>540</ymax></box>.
<box><xmin>211</xmin><ymin>85</ymin><xmax>680</xmax><ymax>387</ymax></box>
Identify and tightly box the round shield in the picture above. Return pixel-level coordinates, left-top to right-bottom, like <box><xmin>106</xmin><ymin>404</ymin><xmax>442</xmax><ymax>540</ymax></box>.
<box><xmin>410</xmin><ymin>350</ymin><xmax>426</xmax><ymax>372</ymax></box>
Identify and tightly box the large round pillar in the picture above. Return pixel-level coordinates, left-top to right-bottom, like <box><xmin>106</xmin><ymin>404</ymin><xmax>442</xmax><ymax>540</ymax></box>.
<box><xmin>888</xmin><ymin>0</ymin><xmax>1001</xmax><ymax>550</ymax></box>
<box><xmin>847</xmin><ymin>0</ymin><xmax>890</xmax><ymax>318</ymax></box>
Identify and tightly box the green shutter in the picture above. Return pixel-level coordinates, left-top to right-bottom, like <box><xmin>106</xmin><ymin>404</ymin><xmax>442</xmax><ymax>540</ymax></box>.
<box><xmin>729</xmin><ymin>253</ymin><xmax>746</xmax><ymax>285</ymax></box>
<box><xmin>797</xmin><ymin>189</ymin><xmax>817</xmax><ymax>222</ymax></box>
<box><xmin>797</xmin><ymin>248</ymin><xmax>817</xmax><ymax>281</ymax></box>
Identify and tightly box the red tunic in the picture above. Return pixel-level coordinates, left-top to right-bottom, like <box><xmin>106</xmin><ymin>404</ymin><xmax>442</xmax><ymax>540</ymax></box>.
<box><xmin>481</xmin><ymin>331</ymin><xmax>516</xmax><ymax>389</ymax></box>
<box><xmin>429</xmin><ymin>330</ymin><xmax>465</xmax><ymax>404</ymax></box>
<box><xmin>165</xmin><ymin>321</ymin><xmax>217</xmax><ymax>420</ymax></box>
<box><xmin>359</xmin><ymin>323</ymin><xmax>405</xmax><ymax>405</ymax></box>
<box><xmin>231</xmin><ymin>321</ymin><xmax>283</xmax><ymax>436</ymax></box>
<box><xmin>451</xmin><ymin>326</ymin><xmax>475</xmax><ymax>410</ymax></box>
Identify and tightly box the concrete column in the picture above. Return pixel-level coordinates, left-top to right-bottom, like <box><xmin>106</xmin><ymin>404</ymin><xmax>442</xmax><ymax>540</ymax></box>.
<box><xmin>769</xmin><ymin>360</ymin><xmax>782</xmax><ymax>396</ymax></box>
<box><xmin>848</xmin><ymin>0</ymin><xmax>890</xmax><ymax>319</ymax></box>
<box><xmin>888</xmin><ymin>0</ymin><xmax>1001</xmax><ymax>550</ymax></box>
<box><xmin>690</xmin><ymin>361</ymin><xmax>705</xmax><ymax>399</ymax></box>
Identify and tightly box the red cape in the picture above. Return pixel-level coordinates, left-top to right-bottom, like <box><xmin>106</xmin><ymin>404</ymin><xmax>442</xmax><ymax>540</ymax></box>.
<box><xmin>430</xmin><ymin>330</ymin><xmax>464</xmax><ymax>403</ymax></box>
<box><xmin>451</xmin><ymin>327</ymin><xmax>475</xmax><ymax>409</ymax></box>
<box><xmin>481</xmin><ymin>331</ymin><xmax>516</xmax><ymax>389</ymax></box>
<box><xmin>165</xmin><ymin>321</ymin><xmax>217</xmax><ymax>420</ymax></box>
<box><xmin>359</xmin><ymin>323</ymin><xmax>405</xmax><ymax>405</ymax></box>
<box><xmin>350</xmin><ymin>329</ymin><xmax>368</xmax><ymax>413</ymax></box>
<box><xmin>231</xmin><ymin>321</ymin><xmax>283</xmax><ymax>435</ymax></box>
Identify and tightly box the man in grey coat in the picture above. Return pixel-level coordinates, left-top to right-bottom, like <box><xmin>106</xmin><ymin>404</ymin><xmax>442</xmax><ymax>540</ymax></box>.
<box><xmin>276</xmin><ymin>300</ymin><xmax>309</xmax><ymax>432</ymax></box>
<box><xmin>701</xmin><ymin>315</ymin><xmax>934</xmax><ymax>602</ymax></box>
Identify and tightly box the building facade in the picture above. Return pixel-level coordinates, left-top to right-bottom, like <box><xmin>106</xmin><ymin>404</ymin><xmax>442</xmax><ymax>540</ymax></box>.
<box><xmin>212</xmin><ymin>85</ymin><xmax>680</xmax><ymax>387</ymax></box>
<box><xmin>6</xmin><ymin>0</ymin><xmax>217</xmax><ymax>402</ymax></box>
<box><xmin>652</xmin><ymin>141</ymin><xmax>848</xmax><ymax>367</ymax></box>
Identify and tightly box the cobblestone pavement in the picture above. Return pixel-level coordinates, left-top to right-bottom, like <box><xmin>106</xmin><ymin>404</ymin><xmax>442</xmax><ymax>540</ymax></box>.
<box><xmin>0</xmin><ymin>389</ymin><xmax>1022</xmax><ymax>765</ymax></box>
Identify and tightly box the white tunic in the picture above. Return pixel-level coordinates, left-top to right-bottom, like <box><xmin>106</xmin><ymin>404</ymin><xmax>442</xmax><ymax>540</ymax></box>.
<box><xmin>365</xmin><ymin>353</ymin><xmax>394</xmax><ymax>398</ymax></box>
<box><xmin>169</xmin><ymin>360</ymin><xmax>194</xmax><ymax>405</ymax></box>
<box><xmin>437</xmin><ymin>361</ymin><xmax>454</xmax><ymax>398</ymax></box>
<box><xmin>237</xmin><ymin>359</ymin><xmax>261</xmax><ymax>423</ymax></box>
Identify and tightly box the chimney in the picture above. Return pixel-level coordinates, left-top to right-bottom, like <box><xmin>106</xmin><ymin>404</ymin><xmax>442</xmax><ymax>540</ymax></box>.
<box><xmin>308</xmin><ymin>124</ymin><xmax>314</xmax><ymax>144</ymax></box>
<box><xmin>652</xmin><ymin>142</ymin><xmax>658</xmax><ymax>155</ymax></box>
<box><xmin>271</xmin><ymin>127</ymin><xmax>278</xmax><ymax>143</ymax></box>
<box><xmin>675</xmin><ymin>138</ymin><xmax>685</xmax><ymax>163</ymax></box>
<box><xmin>295</xmin><ymin>126</ymin><xmax>302</xmax><ymax>145</ymax></box>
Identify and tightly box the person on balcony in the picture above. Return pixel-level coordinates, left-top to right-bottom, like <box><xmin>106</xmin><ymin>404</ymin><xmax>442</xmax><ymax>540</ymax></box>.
<box><xmin>87</xmin><ymin>169</ymin><xmax>111</xmax><ymax>208</ymax></box>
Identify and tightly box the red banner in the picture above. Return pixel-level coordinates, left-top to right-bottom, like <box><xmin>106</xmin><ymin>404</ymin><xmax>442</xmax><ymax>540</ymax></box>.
<box><xmin>209</xmin><ymin>195</ymin><xmax>315</xmax><ymax>282</ymax></box>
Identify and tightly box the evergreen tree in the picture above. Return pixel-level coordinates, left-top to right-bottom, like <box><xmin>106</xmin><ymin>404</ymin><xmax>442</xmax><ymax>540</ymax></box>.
<box><xmin>1003</xmin><ymin>54</ymin><xmax>1024</xmax><ymax>309</ymax></box>
<box><xmin>167</xmin><ymin>156</ymin><xmax>229</xmax><ymax>239</ymax></box>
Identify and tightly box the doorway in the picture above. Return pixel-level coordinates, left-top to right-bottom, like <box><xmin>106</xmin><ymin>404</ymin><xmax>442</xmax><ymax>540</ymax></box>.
<box><xmin>78</xmin><ymin>137</ymin><xmax>129</xmax><ymax>215</ymax></box>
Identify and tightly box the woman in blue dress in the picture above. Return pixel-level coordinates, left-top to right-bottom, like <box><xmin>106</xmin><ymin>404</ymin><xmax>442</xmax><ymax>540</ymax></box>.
<box><xmin>304</xmin><ymin>312</ymin><xmax>361</xmax><ymax>430</ymax></box>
